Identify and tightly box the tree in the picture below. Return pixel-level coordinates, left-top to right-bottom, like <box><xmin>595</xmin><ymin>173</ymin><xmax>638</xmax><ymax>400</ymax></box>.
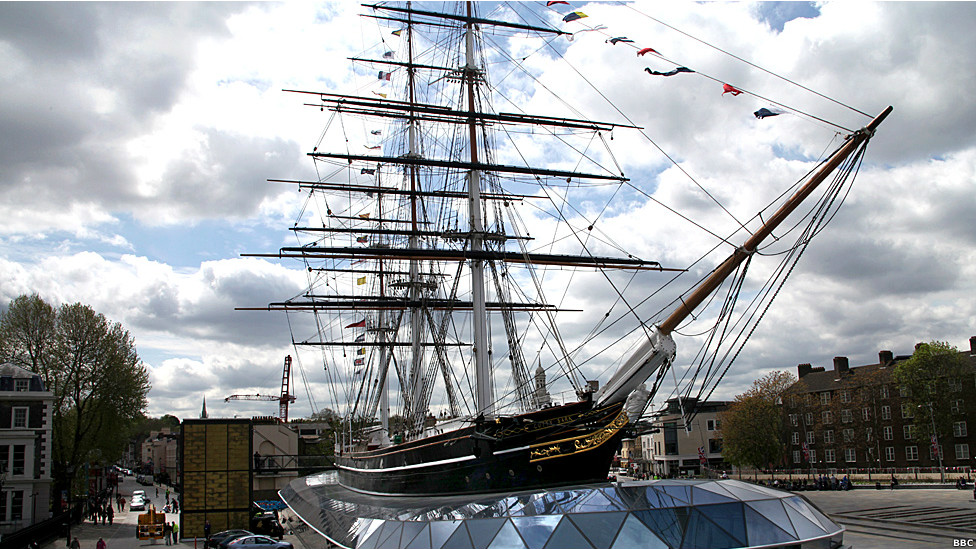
<box><xmin>0</xmin><ymin>294</ymin><xmax>151</xmax><ymax>491</ymax></box>
<box><xmin>719</xmin><ymin>371</ymin><xmax>795</xmax><ymax>474</ymax></box>
<box><xmin>893</xmin><ymin>341</ymin><xmax>969</xmax><ymax>455</ymax></box>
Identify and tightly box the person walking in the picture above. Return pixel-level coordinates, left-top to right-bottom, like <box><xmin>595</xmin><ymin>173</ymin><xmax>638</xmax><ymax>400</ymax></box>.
<box><xmin>204</xmin><ymin>519</ymin><xmax>211</xmax><ymax>543</ymax></box>
<box><xmin>70</xmin><ymin>538</ymin><xmax>81</xmax><ymax>549</ymax></box>
<box><xmin>172</xmin><ymin>522</ymin><xmax>180</xmax><ymax>543</ymax></box>
<box><xmin>96</xmin><ymin>538</ymin><xmax>106</xmax><ymax>549</ymax></box>
<box><xmin>163</xmin><ymin>521</ymin><xmax>172</xmax><ymax>545</ymax></box>
<box><xmin>107</xmin><ymin>505</ymin><xmax>114</xmax><ymax>525</ymax></box>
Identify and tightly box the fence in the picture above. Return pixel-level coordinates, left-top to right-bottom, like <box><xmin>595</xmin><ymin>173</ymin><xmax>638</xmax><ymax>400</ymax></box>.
<box><xmin>0</xmin><ymin>503</ymin><xmax>83</xmax><ymax>549</ymax></box>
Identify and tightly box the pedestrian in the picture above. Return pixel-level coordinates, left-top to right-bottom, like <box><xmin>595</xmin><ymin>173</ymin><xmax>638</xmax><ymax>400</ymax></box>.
<box><xmin>163</xmin><ymin>521</ymin><xmax>172</xmax><ymax>545</ymax></box>
<box><xmin>156</xmin><ymin>486</ymin><xmax>159</xmax><ymax>498</ymax></box>
<box><xmin>96</xmin><ymin>538</ymin><xmax>106</xmax><ymax>549</ymax></box>
<box><xmin>120</xmin><ymin>497</ymin><xmax>126</xmax><ymax>512</ymax></box>
<box><xmin>173</xmin><ymin>522</ymin><xmax>180</xmax><ymax>543</ymax></box>
<box><xmin>108</xmin><ymin>505</ymin><xmax>114</xmax><ymax>525</ymax></box>
<box><xmin>166</xmin><ymin>488</ymin><xmax>170</xmax><ymax>504</ymax></box>
<box><xmin>70</xmin><ymin>538</ymin><xmax>81</xmax><ymax>549</ymax></box>
<box><xmin>204</xmin><ymin>519</ymin><xmax>211</xmax><ymax>542</ymax></box>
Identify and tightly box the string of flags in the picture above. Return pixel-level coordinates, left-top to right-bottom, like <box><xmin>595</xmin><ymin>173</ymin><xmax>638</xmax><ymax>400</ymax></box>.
<box><xmin>547</xmin><ymin>1</ymin><xmax>785</xmax><ymax>120</ymax></box>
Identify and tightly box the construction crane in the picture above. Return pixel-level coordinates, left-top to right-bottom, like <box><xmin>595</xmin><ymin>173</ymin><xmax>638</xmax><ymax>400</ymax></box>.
<box><xmin>225</xmin><ymin>355</ymin><xmax>297</xmax><ymax>422</ymax></box>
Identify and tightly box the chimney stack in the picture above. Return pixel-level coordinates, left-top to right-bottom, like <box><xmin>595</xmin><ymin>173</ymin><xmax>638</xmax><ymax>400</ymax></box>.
<box><xmin>879</xmin><ymin>350</ymin><xmax>893</xmax><ymax>365</ymax></box>
<box><xmin>970</xmin><ymin>336</ymin><xmax>975</xmax><ymax>355</ymax></box>
<box><xmin>798</xmin><ymin>363</ymin><xmax>813</xmax><ymax>378</ymax></box>
<box><xmin>833</xmin><ymin>356</ymin><xmax>850</xmax><ymax>375</ymax></box>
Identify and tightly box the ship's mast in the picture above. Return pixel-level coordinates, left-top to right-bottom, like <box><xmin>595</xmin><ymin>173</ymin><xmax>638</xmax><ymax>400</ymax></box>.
<box><xmin>464</xmin><ymin>1</ymin><xmax>492</xmax><ymax>418</ymax></box>
<box><xmin>405</xmin><ymin>2</ymin><xmax>427</xmax><ymax>430</ymax></box>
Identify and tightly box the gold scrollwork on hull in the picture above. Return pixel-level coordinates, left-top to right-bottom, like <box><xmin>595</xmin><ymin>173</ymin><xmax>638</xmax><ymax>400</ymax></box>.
<box><xmin>528</xmin><ymin>409</ymin><xmax>629</xmax><ymax>463</ymax></box>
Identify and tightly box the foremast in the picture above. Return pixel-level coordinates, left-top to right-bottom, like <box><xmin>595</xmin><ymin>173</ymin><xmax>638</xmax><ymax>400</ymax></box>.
<box><xmin>595</xmin><ymin>106</ymin><xmax>894</xmax><ymax>408</ymax></box>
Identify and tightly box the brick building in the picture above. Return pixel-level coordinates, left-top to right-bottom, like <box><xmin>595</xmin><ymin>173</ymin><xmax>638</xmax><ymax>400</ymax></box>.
<box><xmin>782</xmin><ymin>336</ymin><xmax>976</xmax><ymax>472</ymax></box>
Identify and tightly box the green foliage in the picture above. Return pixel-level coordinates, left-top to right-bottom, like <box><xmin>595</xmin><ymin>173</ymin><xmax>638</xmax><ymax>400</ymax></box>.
<box><xmin>719</xmin><ymin>371</ymin><xmax>795</xmax><ymax>471</ymax></box>
<box><xmin>893</xmin><ymin>341</ymin><xmax>969</xmax><ymax>444</ymax></box>
<box><xmin>0</xmin><ymin>293</ymin><xmax>151</xmax><ymax>488</ymax></box>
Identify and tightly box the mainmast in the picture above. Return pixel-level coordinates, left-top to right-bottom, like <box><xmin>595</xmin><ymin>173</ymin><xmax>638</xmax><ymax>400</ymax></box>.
<box><xmin>464</xmin><ymin>1</ymin><xmax>492</xmax><ymax>418</ymax></box>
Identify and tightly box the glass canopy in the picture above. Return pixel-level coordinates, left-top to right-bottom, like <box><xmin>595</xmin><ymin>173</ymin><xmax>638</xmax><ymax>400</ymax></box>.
<box><xmin>280</xmin><ymin>472</ymin><xmax>843</xmax><ymax>549</ymax></box>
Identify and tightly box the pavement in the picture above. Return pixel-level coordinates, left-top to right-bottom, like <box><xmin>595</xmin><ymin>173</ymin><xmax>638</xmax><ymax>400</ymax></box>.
<box><xmin>803</xmin><ymin>487</ymin><xmax>976</xmax><ymax>549</ymax></box>
<box><xmin>40</xmin><ymin>476</ymin><xmax>189</xmax><ymax>549</ymax></box>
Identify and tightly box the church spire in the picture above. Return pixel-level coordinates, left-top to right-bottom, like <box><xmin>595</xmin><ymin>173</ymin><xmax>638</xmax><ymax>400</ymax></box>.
<box><xmin>201</xmin><ymin>396</ymin><xmax>208</xmax><ymax>419</ymax></box>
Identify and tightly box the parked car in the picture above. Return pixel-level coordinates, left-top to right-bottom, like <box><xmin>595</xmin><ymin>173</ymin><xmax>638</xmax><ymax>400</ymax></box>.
<box><xmin>250</xmin><ymin>514</ymin><xmax>284</xmax><ymax>539</ymax></box>
<box><xmin>226</xmin><ymin>535</ymin><xmax>293</xmax><ymax>549</ymax></box>
<box><xmin>136</xmin><ymin>475</ymin><xmax>153</xmax><ymax>486</ymax></box>
<box><xmin>207</xmin><ymin>530</ymin><xmax>253</xmax><ymax>549</ymax></box>
<box><xmin>132</xmin><ymin>490</ymin><xmax>145</xmax><ymax>498</ymax></box>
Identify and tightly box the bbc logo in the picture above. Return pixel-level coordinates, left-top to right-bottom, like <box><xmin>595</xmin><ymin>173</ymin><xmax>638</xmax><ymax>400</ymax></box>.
<box><xmin>954</xmin><ymin>540</ymin><xmax>975</xmax><ymax>547</ymax></box>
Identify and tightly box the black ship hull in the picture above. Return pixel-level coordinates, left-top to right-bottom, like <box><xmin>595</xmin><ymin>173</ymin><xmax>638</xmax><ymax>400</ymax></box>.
<box><xmin>334</xmin><ymin>400</ymin><xmax>628</xmax><ymax>496</ymax></box>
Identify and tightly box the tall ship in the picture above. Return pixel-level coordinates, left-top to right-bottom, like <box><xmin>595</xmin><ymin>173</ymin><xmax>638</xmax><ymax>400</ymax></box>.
<box><xmin>246</xmin><ymin>2</ymin><xmax>890</xmax><ymax>497</ymax></box>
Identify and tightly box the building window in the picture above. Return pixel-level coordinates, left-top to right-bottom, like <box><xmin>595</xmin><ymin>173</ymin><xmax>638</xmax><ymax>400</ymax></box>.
<box><xmin>11</xmin><ymin>408</ymin><xmax>27</xmax><ymax>429</ymax></box>
<box><xmin>840</xmin><ymin>390</ymin><xmax>850</xmax><ymax>404</ymax></box>
<box><xmin>904</xmin><ymin>425</ymin><xmax>915</xmax><ymax>440</ymax></box>
<box><xmin>12</xmin><ymin>445</ymin><xmax>25</xmax><ymax>476</ymax></box>
<box><xmin>789</xmin><ymin>395</ymin><xmax>796</xmax><ymax>408</ymax></box>
<box><xmin>885</xmin><ymin>446</ymin><xmax>895</xmax><ymax>462</ymax></box>
<box><xmin>952</xmin><ymin>399</ymin><xmax>965</xmax><ymax>414</ymax></box>
<box><xmin>883</xmin><ymin>426</ymin><xmax>893</xmax><ymax>441</ymax></box>
<box><xmin>789</xmin><ymin>414</ymin><xmax>798</xmax><ymax>427</ymax></box>
<box><xmin>930</xmin><ymin>445</ymin><xmax>943</xmax><ymax>461</ymax></box>
<box><xmin>882</xmin><ymin>406</ymin><xmax>891</xmax><ymax>420</ymax></box>
<box><xmin>820</xmin><ymin>392</ymin><xmax>831</xmax><ymax>406</ymax></box>
<box><xmin>863</xmin><ymin>407</ymin><xmax>870</xmax><ymax>421</ymax></box>
<box><xmin>10</xmin><ymin>491</ymin><xmax>22</xmax><ymax>521</ymax></box>
<box><xmin>13</xmin><ymin>379</ymin><xmax>28</xmax><ymax>392</ymax></box>
<box><xmin>805</xmin><ymin>413</ymin><xmax>813</xmax><ymax>426</ymax></box>
<box><xmin>845</xmin><ymin>448</ymin><xmax>856</xmax><ymax>462</ymax></box>
<box><xmin>843</xmin><ymin>428</ymin><xmax>855</xmax><ymax>443</ymax></box>
<box><xmin>792</xmin><ymin>432</ymin><xmax>800</xmax><ymax>445</ymax></box>
<box><xmin>825</xmin><ymin>449</ymin><xmax>836</xmax><ymax>463</ymax></box>
<box><xmin>881</xmin><ymin>385</ymin><xmax>889</xmax><ymax>399</ymax></box>
<box><xmin>841</xmin><ymin>409</ymin><xmax>852</xmax><ymax>423</ymax></box>
<box><xmin>709</xmin><ymin>439</ymin><xmax>723</xmax><ymax>453</ymax></box>
<box><xmin>806</xmin><ymin>431</ymin><xmax>815</xmax><ymax>445</ymax></box>
<box><xmin>901</xmin><ymin>404</ymin><xmax>915</xmax><ymax>419</ymax></box>
<box><xmin>824</xmin><ymin>430</ymin><xmax>835</xmax><ymax>444</ymax></box>
<box><xmin>900</xmin><ymin>385</ymin><xmax>911</xmax><ymax>397</ymax></box>
<box><xmin>956</xmin><ymin>444</ymin><xmax>970</xmax><ymax>460</ymax></box>
<box><xmin>793</xmin><ymin>450</ymin><xmax>801</xmax><ymax>464</ymax></box>
<box><xmin>808</xmin><ymin>449</ymin><xmax>817</xmax><ymax>463</ymax></box>
<box><xmin>822</xmin><ymin>411</ymin><xmax>833</xmax><ymax>424</ymax></box>
<box><xmin>706</xmin><ymin>419</ymin><xmax>721</xmax><ymax>431</ymax></box>
<box><xmin>906</xmin><ymin>446</ymin><xmax>919</xmax><ymax>461</ymax></box>
<box><xmin>954</xmin><ymin>421</ymin><xmax>968</xmax><ymax>438</ymax></box>
<box><xmin>950</xmin><ymin>378</ymin><xmax>963</xmax><ymax>392</ymax></box>
<box><xmin>866</xmin><ymin>427</ymin><xmax>873</xmax><ymax>441</ymax></box>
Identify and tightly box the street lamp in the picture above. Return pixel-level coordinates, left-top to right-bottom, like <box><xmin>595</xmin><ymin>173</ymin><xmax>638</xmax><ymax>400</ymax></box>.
<box><xmin>919</xmin><ymin>403</ymin><xmax>945</xmax><ymax>484</ymax></box>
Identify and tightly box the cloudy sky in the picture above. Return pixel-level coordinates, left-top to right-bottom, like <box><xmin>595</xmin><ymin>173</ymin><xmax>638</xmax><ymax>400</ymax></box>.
<box><xmin>1</xmin><ymin>1</ymin><xmax>974</xmax><ymax>422</ymax></box>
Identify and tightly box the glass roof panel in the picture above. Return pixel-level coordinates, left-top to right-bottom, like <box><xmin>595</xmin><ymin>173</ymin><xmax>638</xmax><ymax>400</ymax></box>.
<box><xmin>429</xmin><ymin>520</ymin><xmax>463</xmax><ymax>549</ymax></box>
<box><xmin>376</xmin><ymin>522</ymin><xmax>404</xmax><ymax>549</ymax></box>
<box><xmin>693</xmin><ymin>502</ymin><xmax>747</xmax><ymax>545</ymax></box>
<box><xmin>404</xmin><ymin>523</ymin><xmax>432</xmax><ymax>549</ymax></box>
<box><xmin>633</xmin><ymin>508</ymin><xmax>688</xmax><ymax>548</ymax></box>
<box><xmin>681</xmin><ymin>508</ymin><xmax>741</xmax><ymax>549</ymax></box>
<box><xmin>442</xmin><ymin>522</ymin><xmax>474</xmax><ymax>549</ymax></box>
<box><xmin>743</xmin><ymin>505</ymin><xmax>795</xmax><ymax>546</ymax></box>
<box><xmin>542</xmin><ymin>516</ymin><xmax>594</xmax><ymax>549</ymax></box>
<box><xmin>467</xmin><ymin>518</ymin><xmax>506</xmax><ymax>549</ymax></box>
<box><xmin>567</xmin><ymin>512</ymin><xmax>627</xmax><ymax>549</ymax></box>
<box><xmin>782</xmin><ymin>501</ymin><xmax>828</xmax><ymax>540</ymax></box>
<box><xmin>487</xmin><ymin>520</ymin><xmax>528</xmax><ymax>549</ymax></box>
<box><xmin>610</xmin><ymin>514</ymin><xmax>667</xmax><ymax>549</ymax></box>
<box><xmin>659</xmin><ymin>485</ymin><xmax>693</xmax><ymax>504</ymax></box>
<box><xmin>511</xmin><ymin>516</ymin><xmax>561</xmax><ymax>549</ymax></box>
<box><xmin>744</xmin><ymin>500</ymin><xmax>796</xmax><ymax>538</ymax></box>
<box><xmin>689</xmin><ymin>486</ymin><xmax>738</xmax><ymax>505</ymax></box>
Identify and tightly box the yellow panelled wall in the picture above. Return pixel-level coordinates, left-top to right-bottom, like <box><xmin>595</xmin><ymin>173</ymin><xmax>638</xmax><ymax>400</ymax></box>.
<box><xmin>180</xmin><ymin>419</ymin><xmax>252</xmax><ymax>539</ymax></box>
